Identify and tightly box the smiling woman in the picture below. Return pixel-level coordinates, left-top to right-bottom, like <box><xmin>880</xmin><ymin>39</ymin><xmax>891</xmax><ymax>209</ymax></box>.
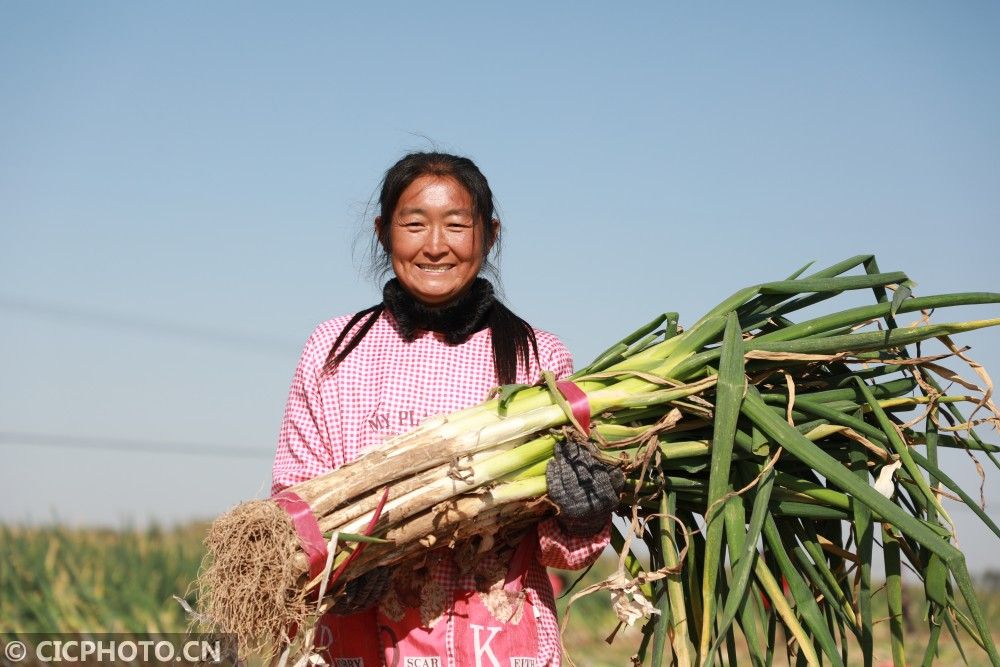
<box><xmin>268</xmin><ymin>152</ymin><xmax>620</xmax><ymax>666</ymax></box>
<box><xmin>321</xmin><ymin>153</ymin><xmax>545</xmax><ymax>387</ymax></box>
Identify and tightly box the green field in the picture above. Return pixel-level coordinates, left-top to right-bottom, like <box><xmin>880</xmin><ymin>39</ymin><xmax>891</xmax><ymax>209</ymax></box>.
<box><xmin>0</xmin><ymin>523</ymin><xmax>204</xmax><ymax>635</ymax></box>
<box><xmin>2</xmin><ymin>523</ymin><xmax>998</xmax><ymax>665</ymax></box>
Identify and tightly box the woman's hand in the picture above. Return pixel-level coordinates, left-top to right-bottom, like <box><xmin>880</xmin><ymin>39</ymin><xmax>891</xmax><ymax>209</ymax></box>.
<box><xmin>329</xmin><ymin>566</ymin><xmax>394</xmax><ymax>616</ymax></box>
<box><xmin>545</xmin><ymin>439</ymin><xmax>625</xmax><ymax>537</ymax></box>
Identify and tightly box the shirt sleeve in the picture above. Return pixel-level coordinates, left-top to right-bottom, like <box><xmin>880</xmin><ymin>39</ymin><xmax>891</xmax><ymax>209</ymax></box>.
<box><xmin>536</xmin><ymin>331</ymin><xmax>574</xmax><ymax>380</ymax></box>
<box><xmin>271</xmin><ymin>326</ymin><xmax>337</xmax><ymax>494</ymax></box>
<box><xmin>533</xmin><ymin>331</ymin><xmax>612</xmax><ymax>570</ymax></box>
<box><xmin>536</xmin><ymin>518</ymin><xmax>611</xmax><ymax>570</ymax></box>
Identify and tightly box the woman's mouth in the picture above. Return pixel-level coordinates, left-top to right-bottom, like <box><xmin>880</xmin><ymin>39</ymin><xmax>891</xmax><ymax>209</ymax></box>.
<box><xmin>417</xmin><ymin>264</ymin><xmax>453</xmax><ymax>273</ymax></box>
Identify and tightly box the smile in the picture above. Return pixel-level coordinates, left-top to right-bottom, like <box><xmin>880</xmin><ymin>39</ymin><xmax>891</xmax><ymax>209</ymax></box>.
<box><xmin>417</xmin><ymin>264</ymin><xmax>454</xmax><ymax>273</ymax></box>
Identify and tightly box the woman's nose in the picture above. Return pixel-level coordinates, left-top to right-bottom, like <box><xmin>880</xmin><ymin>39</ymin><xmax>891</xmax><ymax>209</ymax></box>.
<box><xmin>423</xmin><ymin>225</ymin><xmax>447</xmax><ymax>257</ymax></box>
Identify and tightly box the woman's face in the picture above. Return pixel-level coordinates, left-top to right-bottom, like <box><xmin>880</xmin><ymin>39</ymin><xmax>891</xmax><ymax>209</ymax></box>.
<box><xmin>381</xmin><ymin>174</ymin><xmax>495</xmax><ymax>306</ymax></box>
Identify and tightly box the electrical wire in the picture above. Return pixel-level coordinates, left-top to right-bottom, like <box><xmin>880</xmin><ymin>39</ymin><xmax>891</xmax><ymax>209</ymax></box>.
<box><xmin>0</xmin><ymin>430</ymin><xmax>273</xmax><ymax>459</ymax></box>
<box><xmin>0</xmin><ymin>295</ymin><xmax>300</xmax><ymax>354</ymax></box>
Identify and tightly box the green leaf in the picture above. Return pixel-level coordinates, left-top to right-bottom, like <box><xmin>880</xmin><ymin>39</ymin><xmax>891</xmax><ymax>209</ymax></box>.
<box><xmin>785</xmin><ymin>260</ymin><xmax>816</xmax><ymax>280</ymax></box>
<box><xmin>495</xmin><ymin>383</ymin><xmax>530</xmax><ymax>414</ymax></box>
<box><xmin>852</xmin><ymin>377</ymin><xmax>949</xmax><ymax>522</ymax></box>
<box><xmin>576</xmin><ymin>313</ymin><xmax>669</xmax><ymax>375</ymax></box>
<box><xmin>323</xmin><ymin>531</ymin><xmax>392</xmax><ymax>544</ymax></box>
<box><xmin>849</xmin><ymin>445</ymin><xmax>875</xmax><ymax>667</ymax></box>
<box><xmin>760</xmin><ymin>376</ymin><xmax>916</xmax><ymax>405</ymax></box>
<box><xmin>762</xmin><ymin>515</ymin><xmax>844</xmax><ymax>667</ymax></box>
<box><xmin>791</xmin><ymin>398</ymin><xmax>1000</xmax><ymax>540</ymax></box>
<box><xmin>890</xmin><ymin>280</ymin><xmax>915</xmax><ymax>316</ymax></box>
<box><xmin>882</xmin><ymin>524</ymin><xmax>906</xmax><ymax>667</ymax></box>
<box><xmin>743</xmin><ymin>388</ymin><xmax>959</xmax><ymax>562</ymax></box>
<box><xmin>706</xmin><ymin>460</ymin><xmax>775</xmax><ymax>667</ymax></box>
<box><xmin>664</xmin><ymin>312</ymin><xmax>680</xmax><ymax>339</ymax></box>
<box><xmin>670</xmin><ymin>317</ymin><xmax>1000</xmax><ymax>381</ymax></box>
<box><xmin>661</xmin><ymin>490</ymin><xmax>695</xmax><ymax>667</ymax></box>
<box><xmin>757</xmin><ymin>271</ymin><xmax>909</xmax><ymax>295</ymax></box>
<box><xmin>754</xmin><ymin>557</ymin><xmax>821</xmax><ymax>666</ymax></box>
<box><xmin>649</xmin><ymin>501</ymin><xmax>669</xmax><ymax>667</ymax></box>
<box><xmin>698</xmin><ymin>312</ymin><xmax>746</xmax><ymax>662</ymax></box>
<box><xmin>920</xmin><ymin>621</ymin><xmax>944</xmax><ymax>667</ymax></box>
<box><xmin>798</xmin><ymin>524</ymin><xmax>859</xmax><ymax>637</ymax></box>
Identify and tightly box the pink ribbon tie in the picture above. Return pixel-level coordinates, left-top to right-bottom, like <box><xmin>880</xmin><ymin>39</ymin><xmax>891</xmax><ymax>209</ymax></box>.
<box><xmin>555</xmin><ymin>380</ymin><xmax>591</xmax><ymax>437</ymax></box>
<box><xmin>272</xmin><ymin>490</ymin><xmax>329</xmax><ymax>580</ymax></box>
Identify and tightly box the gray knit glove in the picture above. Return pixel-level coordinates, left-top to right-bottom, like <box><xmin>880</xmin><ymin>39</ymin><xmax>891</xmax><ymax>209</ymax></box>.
<box><xmin>546</xmin><ymin>439</ymin><xmax>625</xmax><ymax>536</ymax></box>
<box><xmin>329</xmin><ymin>566</ymin><xmax>393</xmax><ymax>616</ymax></box>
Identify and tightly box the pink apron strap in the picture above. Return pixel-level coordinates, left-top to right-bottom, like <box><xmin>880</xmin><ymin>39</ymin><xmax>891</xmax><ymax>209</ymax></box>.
<box><xmin>503</xmin><ymin>526</ymin><xmax>539</xmax><ymax>593</ymax></box>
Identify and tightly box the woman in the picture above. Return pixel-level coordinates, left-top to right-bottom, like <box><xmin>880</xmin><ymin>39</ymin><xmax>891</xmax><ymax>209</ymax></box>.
<box><xmin>271</xmin><ymin>152</ymin><xmax>621</xmax><ymax>667</ymax></box>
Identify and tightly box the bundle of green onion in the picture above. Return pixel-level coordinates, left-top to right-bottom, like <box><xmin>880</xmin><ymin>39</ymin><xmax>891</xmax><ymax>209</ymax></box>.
<box><xmin>199</xmin><ymin>255</ymin><xmax>1000</xmax><ymax>666</ymax></box>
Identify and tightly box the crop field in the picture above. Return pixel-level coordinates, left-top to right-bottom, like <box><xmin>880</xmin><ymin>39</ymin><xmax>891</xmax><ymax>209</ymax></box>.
<box><xmin>0</xmin><ymin>523</ymin><xmax>204</xmax><ymax>635</ymax></box>
<box><xmin>2</xmin><ymin>523</ymin><xmax>998</xmax><ymax>665</ymax></box>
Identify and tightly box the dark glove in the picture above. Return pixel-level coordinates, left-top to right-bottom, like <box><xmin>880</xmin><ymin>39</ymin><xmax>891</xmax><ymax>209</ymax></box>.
<box><xmin>329</xmin><ymin>566</ymin><xmax>393</xmax><ymax>616</ymax></box>
<box><xmin>546</xmin><ymin>439</ymin><xmax>625</xmax><ymax>537</ymax></box>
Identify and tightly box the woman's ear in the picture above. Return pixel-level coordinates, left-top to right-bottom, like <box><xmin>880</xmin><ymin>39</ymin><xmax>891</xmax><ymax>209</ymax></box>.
<box><xmin>486</xmin><ymin>218</ymin><xmax>500</xmax><ymax>251</ymax></box>
<box><xmin>374</xmin><ymin>216</ymin><xmax>388</xmax><ymax>250</ymax></box>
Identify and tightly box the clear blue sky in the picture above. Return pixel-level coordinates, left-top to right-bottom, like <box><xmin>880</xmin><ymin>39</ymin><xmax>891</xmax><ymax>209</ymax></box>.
<box><xmin>1</xmin><ymin>3</ymin><xmax>998</xmax><ymax>572</ymax></box>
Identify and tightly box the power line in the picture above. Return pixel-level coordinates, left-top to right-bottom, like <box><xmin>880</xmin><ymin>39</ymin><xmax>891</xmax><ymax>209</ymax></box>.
<box><xmin>0</xmin><ymin>295</ymin><xmax>300</xmax><ymax>354</ymax></box>
<box><xmin>0</xmin><ymin>430</ymin><xmax>274</xmax><ymax>459</ymax></box>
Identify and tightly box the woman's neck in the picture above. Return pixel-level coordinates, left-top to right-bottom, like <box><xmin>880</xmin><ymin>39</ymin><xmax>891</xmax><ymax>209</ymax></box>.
<box><xmin>382</xmin><ymin>277</ymin><xmax>495</xmax><ymax>344</ymax></box>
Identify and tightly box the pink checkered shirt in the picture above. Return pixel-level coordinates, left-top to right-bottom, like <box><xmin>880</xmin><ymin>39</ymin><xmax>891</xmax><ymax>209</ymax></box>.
<box><xmin>272</xmin><ymin>309</ymin><xmax>609</xmax><ymax>667</ymax></box>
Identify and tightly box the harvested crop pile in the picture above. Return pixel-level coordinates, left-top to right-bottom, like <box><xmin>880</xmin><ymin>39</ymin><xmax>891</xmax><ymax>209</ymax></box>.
<box><xmin>196</xmin><ymin>255</ymin><xmax>1000</xmax><ymax>666</ymax></box>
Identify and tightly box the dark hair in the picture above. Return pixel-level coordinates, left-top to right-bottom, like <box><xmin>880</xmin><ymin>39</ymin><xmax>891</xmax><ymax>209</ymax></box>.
<box><xmin>324</xmin><ymin>152</ymin><xmax>539</xmax><ymax>385</ymax></box>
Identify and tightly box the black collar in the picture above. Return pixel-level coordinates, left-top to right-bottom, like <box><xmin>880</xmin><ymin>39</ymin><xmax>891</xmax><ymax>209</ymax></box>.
<box><xmin>382</xmin><ymin>277</ymin><xmax>495</xmax><ymax>345</ymax></box>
